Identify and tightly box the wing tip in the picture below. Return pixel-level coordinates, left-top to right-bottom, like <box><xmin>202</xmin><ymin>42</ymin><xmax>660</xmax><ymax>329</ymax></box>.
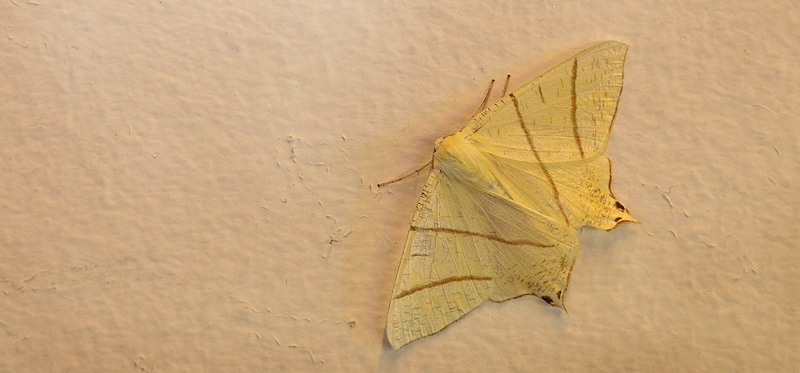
<box><xmin>598</xmin><ymin>40</ymin><xmax>629</xmax><ymax>52</ymax></box>
<box><xmin>385</xmin><ymin>318</ymin><xmax>409</xmax><ymax>351</ymax></box>
<box><xmin>387</xmin><ymin>336</ymin><xmax>405</xmax><ymax>351</ymax></box>
<box><xmin>607</xmin><ymin>216</ymin><xmax>637</xmax><ymax>231</ymax></box>
<box><xmin>385</xmin><ymin>316</ymin><xmax>460</xmax><ymax>351</ymax></box>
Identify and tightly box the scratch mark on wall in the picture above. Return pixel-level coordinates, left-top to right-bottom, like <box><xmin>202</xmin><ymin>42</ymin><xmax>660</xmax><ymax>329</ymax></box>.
<box><xmin>323</xmin><ymin>228</ymin><xmax>354</xmax><ymax>259</ymax></box>
<box><xmin>132</xmin><ymin>355</ymin><xmax>152</xmax><ymax>372</ymax></box>
<box><xmin>750</xmin><ymin>104</ymin><xmax>773</xmax><ymax>113</ymax></box>
<box><xmin>258</xmin><ymin>336</ymin><xmax>325</xmax><ymax>366</ymax></box>
<box><xmin>661</xmin><ymin>186</ymin><xmax>675</xmax><ymax>208</ymax></box>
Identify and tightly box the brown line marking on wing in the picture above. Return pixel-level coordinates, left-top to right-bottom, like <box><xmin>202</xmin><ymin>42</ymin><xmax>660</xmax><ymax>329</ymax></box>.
<box><xmin>605</xmin><ymin>157</ymin><xmax>635</xmax><ymax>230</ymax></box>
<box><xmin>509</xmin><ymin>93</ymin><xmax>570</xmax><ymax>227</ymax></box>
<box><xmin>571</xmin><ymin>58</ymin><xmax>585</xmax><ymax>159</ymax></box>
<box><xmin>538</xmin><ymin>85</ymin><xmax>545</xmax><ymax>104</ymax></box>
<box><xmin>607</xmin><ymin>156</ymin><xmax>616</xmax><ymax>198</ymax></box>
<box><xmin>393</xmin><ymin>275</ymin><xmax>493</xmax><ymax>299</ymax></box>
<box><xmin>564</xmin><ymin>256</ymin><xmax>577</xmax><ymax>296</ymax></box>
<box><xmin>410</xmin><ymin>226</ymin><xmax>553</xmax><ymax>247</ymax></box>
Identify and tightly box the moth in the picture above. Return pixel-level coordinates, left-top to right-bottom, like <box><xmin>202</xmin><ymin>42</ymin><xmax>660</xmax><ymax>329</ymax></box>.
<box><xmin>382</xmin><ymin>41</ymin><xmax>635</xmax><ymax>350</ymax></box>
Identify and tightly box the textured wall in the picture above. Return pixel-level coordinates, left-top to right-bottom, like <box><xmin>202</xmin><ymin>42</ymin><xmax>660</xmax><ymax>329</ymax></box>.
<box><xmin>1</xmin><ymin>1</ymin><xmax>797</xmax><ymax>371</ymax></box>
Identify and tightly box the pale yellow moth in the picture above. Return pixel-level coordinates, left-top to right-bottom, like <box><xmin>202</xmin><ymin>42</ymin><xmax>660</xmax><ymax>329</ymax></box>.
<box><xmin>384</xmin><ymin>41</ymin><xmax>635</xmax><ymax>350</ymax></box>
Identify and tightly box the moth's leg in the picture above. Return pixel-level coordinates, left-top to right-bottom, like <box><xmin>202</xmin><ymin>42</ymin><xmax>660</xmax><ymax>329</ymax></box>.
<box><xmin>500</xmin><ymin>74</ymin><xmax>511</xmax><ymax>97</ymax></box>
<box><xmin>475</xmin><ymin>75</ymin><xmax>511</xmax><ymax>115</ymax></box>
<box><xmin>475</xmin><ymin>79</ymin><xmax>495</xmax><ymax>115</ymax></box>
<box><xmin>377</xmin><ymin>161</ymin><xmax>433</xmax><ymax>188</ymax></box>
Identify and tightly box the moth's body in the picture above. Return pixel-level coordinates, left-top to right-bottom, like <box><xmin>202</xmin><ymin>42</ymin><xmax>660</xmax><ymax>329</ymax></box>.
<box><xmin>385</xmin><ymin>41</ymin><xmax>635</xmax><ymax>350</ymax></box>
<box><xmin>435</xmin><ymin>132</ymin><xmax>555</xmax><ymax>214</ymax></box>
<box><xmin>434</xmin><ymin>133</ymin><xmax>502</xmax><ymax>194</ymax></box>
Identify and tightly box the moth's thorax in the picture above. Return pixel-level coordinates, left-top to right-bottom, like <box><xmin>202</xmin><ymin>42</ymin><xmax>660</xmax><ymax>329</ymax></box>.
<box><xmin>433</xmin><ymin>132</ymin><xmax>495</xmax><ymax>184</ymax></box>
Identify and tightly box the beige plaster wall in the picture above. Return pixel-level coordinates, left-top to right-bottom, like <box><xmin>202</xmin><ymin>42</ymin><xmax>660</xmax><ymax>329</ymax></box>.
<box><xmin>1</xmin><ymin>1</ymin><xmax>797</xmax><ymax>371</ymax></box>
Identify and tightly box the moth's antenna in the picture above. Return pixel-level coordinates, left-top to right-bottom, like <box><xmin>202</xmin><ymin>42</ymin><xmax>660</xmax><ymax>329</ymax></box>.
<box><xmin>501</xmin><ymin>74</ymin><xmax>511</xmax><ymax>97</ymax></box>
<box><xmin>475</xmin><ymin>79</ymin><xmax>495</xmax><ymax>115</ymax></box>
<box><xmin>377</xmin><ymin>161</ymin><xmax>433</xmax><ymax>188</ymax></box>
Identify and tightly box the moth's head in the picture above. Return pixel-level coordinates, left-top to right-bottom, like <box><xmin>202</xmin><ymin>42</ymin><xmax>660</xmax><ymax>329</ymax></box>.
<box><xmin>432</xmin><ymin>135</ymin><xmax>455</xmax><ymax>171</ymax></box>
<box><xmin>433</xmin><ymin>133</ymin><xmax>463</xmax><ymax>153</ymax></box>
<box><xmin>432</xmin><ymin>132</ymin><xmax>486</xmax><ymax>178</ymax></box>
<box><xmin>433</xmin><ymin>137</ymin><xmax>446</xmax><ymax>152</ymax></box>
